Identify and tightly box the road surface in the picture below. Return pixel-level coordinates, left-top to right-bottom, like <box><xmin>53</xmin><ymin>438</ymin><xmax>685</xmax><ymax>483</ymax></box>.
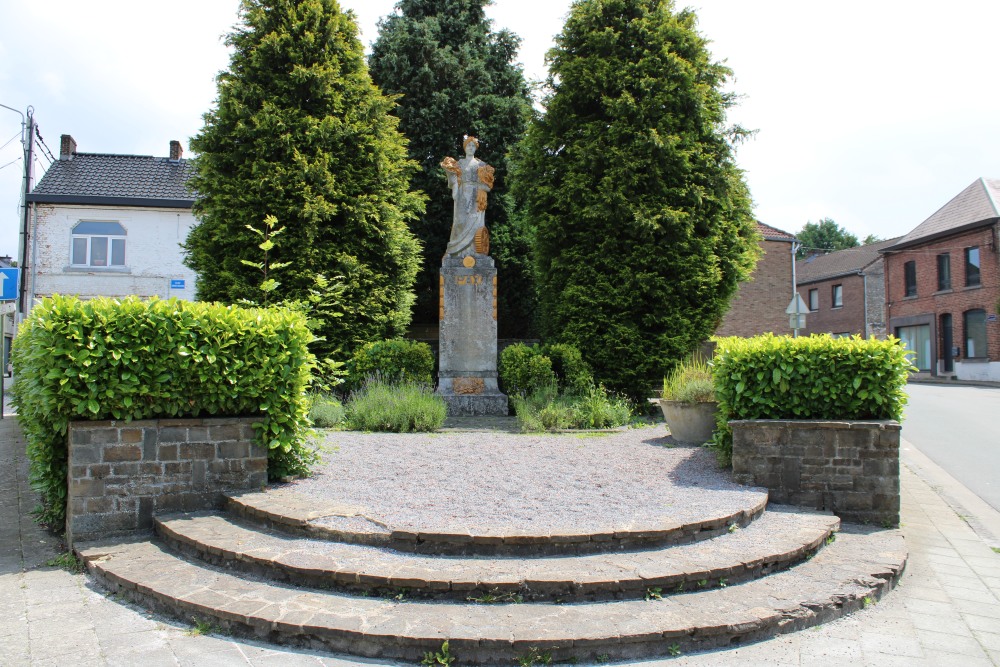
<box><xmin>902</xmin><ymin>382</ymin><xmax>1000</xmax><ymax>513</ymax></box>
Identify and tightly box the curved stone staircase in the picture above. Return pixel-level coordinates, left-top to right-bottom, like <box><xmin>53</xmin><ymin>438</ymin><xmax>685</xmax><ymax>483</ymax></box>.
<box><xmin>75</xmin><ymin>484</ymin><xmax>906</xmax><ymax>664</ymax></box>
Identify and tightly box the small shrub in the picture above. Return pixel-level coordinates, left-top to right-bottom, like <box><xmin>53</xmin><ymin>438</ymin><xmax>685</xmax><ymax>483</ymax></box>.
<box><xmin>308</xmin><ymin>394</ymin><xmax>345</xmax><ymax>428</ymax></box>
<box><xmin>511</xmin><ymin>384</ymin><xmax>631</xmax><ymax>432</ymax></box>
<box><xmin>662</xmin><ymin>354</ymin><xmax>715</xmax><ymax>404</ymax></box>
<box><xmin>499</xmin><ymin>344</ymin><xmax>556</xmax><ymax>397</ymax></box>
<box><xmin>710</xmin><ymin>334</ymin><xmax>914</xmax><ymax>465</ymax></box>
<box><xmin>539</xmin><ymin>343</ymin><xmax>593</xmax><ymax>395</ymax></box>
<box><xmin>344</xmin><ymin>378</ymin><xmax>446</xmax><ymax>432</ymax></box>
<box><xmin>347</xmin><ymin>339</ymin><xmax>434</xmax><ymax>391</ymax></box>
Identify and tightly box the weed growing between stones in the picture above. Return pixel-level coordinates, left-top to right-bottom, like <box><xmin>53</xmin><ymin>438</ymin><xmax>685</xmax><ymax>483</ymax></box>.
<box><xmin>645</xmin><ymin>587</ymin><xmax>664</xmax><ymax>601</ymax></box>
<box><xmin>421</xmin><ymin>640</ymin><xmax>456</xmax><ymax>665</ymax></box>
<box><xmin>668</xmin><ymin>643</ymin><xmax>683</xmax><ymax>656</ymax></box>
<box><xmin>467</xmin><ymin>588</ymin><xmax>523</xmax><ymax>604</ymax></box>
<box><xmin>44</xmin><ymin>551</ymin><xmax>84</xmax><ymax>574</ymax></box>
<box><xmin>186</xmin><ymin>617</ymin><xmax>215</xmax><ymax>637</ymax></box>
<box><xmin>516</xmin><ymin>647</ymin><xmax>553</xmax><ymax>665</ymax></box>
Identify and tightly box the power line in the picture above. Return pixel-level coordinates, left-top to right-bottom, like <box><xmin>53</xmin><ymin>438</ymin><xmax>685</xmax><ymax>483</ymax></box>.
<box><xmin>34</xmin><ymin>127</ymin><xmax>56</xmax><ymax>163</ymax></box>
<box><xmin>0</xmin><ymin>157</ymin><xmax>21</xmax><ymax>171</ymax></box>
<box><xmin>0</xmin><ymin>131</ymin><xmax>20</xmax><ymax>152</ymax></box>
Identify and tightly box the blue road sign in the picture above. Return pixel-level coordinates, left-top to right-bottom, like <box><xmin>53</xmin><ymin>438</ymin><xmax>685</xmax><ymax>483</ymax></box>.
<box><xmin>170</xmin><ymin>279</ymin><xmax>185</xmax><ymax>290</ymax></box>
<box><xmin>0</xmin><ymin>268</ymin><xmax>19</xmax><ymax>301</ymax></box>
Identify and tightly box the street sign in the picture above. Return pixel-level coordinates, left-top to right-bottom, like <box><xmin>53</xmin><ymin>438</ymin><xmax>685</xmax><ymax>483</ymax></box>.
<box><xmin>0</xmin><ymin>302</ymin><xmax>15</xmax><ymax>315</ymax></box>
<box><xmin>785</xmin><ymin>293</ymin><xmax>809</xmax><ymax>315</ymax></box>
<box><xmin>0</xmin><ymin>268</ymin><xmax>19</xmax><ymax>302</ymax></box>
<box><xmin>170</xmin><ymin>279</ymin><xmax>185</xmax><ymax>290</ymax></box>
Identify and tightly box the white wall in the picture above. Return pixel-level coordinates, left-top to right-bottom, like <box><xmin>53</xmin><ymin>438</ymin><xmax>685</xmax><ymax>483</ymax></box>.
<box><xmin>955</xmin><ymin>361</ymin><xmax>1000</xmax><ymax>382</ymax></box>
<box><xmin>29</xmin><ymin>204</ymin><xmax>198</xmax><ymax>309</ymax></box>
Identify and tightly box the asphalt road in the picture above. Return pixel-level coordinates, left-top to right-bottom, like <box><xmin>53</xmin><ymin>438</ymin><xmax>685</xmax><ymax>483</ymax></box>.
<box><xmin>902</xmin><ymin>382</ymin><xmax>1000</xmax><ymax>513</ymax></box>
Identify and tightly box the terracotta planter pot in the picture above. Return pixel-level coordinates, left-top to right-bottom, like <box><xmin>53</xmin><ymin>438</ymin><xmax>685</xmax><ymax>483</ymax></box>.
<box><xmin>659</xmin><ymin>399</ymin><xmax>719</xmax><ymax>444</ymax></box>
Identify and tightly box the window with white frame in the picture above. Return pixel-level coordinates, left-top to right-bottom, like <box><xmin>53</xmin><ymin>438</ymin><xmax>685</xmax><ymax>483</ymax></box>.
<box><xmin>71</xmin><ymin>221</ymin><xmax>126</xmax><ymax>267</ymax></box>
<box><xmin>808</xmin><ymin>289</ymin><xmax>818</xmax><ymax>311</ymax></box>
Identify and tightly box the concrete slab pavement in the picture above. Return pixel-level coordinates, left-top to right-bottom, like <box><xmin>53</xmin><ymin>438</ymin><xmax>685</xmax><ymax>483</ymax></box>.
<box><xmin>1</xmin><ymin>420</ymin><xmax>997</xmax><ymax>666</ymax></box>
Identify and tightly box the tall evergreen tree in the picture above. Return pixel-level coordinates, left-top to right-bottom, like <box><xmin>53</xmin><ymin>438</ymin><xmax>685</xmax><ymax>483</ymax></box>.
<box><xmin>184</xmin><ymin>0</ymin><xmax>423</xmax><ymax>359</ymax></box>
<box><xmin>512</xmin><ymin>0</ymin><xmax>759</xmax><ymax>399</ymax></box>
<box><xmin>368</xmin><ymin>0</ymin><xmax>534</xmax><ymax>336</ymax></box>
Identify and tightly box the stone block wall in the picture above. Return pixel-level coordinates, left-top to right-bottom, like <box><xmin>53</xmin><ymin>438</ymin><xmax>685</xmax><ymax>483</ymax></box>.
<box><xmin>730</xmin><ymin>419</ymin><xmax>900</xmax><ymax>526</ymax></box>
<box><xmin>67</xmin><ymin>417</ymin><xmax>266</xmax><ymax>546</ymax></box>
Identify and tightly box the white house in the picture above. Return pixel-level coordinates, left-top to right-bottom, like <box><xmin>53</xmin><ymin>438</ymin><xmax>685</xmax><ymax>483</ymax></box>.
<box><xmin>23</xmin><ymin>135</ymin><xmax>197</xmax><ymax>312</ymax></box>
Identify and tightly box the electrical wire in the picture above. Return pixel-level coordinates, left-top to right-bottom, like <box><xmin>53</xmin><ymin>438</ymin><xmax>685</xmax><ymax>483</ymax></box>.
<box><xmin>0</xmin><ymin>157</ymin><xmax>21</xmax><ymax>171</ymax></box>
<box><xmin>34</xmin><ymin>127</ymin><xmax>57</xmax><ymax>163</ymax></box>
<box><xmin>0</xmin><ymin>131</ymin><xmax>20</xmax><ymax>152</ymax></box>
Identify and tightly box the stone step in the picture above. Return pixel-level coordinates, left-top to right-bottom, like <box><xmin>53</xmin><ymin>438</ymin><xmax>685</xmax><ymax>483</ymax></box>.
<box><xmin>77</xmin><ymin>526</ymin><xmax>906</xmax><ymax>664</ymax></box>
<box><xmin>154</xmin><ymin>507</ymin><xmax>839</xmax><ymax>602</ymax></box>
<box><xmin>223</xmin><ymin>486</ymin><xmax>769</xmax><ymax>556</ymax></box>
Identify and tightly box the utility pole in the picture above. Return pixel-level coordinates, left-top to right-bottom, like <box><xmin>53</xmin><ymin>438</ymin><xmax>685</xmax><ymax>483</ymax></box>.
<box><xmin>19</xmin><ymin>107</ymin><xmax>35</xmax><ymax>316</ymax></box>
<box><xmin>0</xmin><ymin>103</ymin><xmax>30</xmax><ymax>419</ymax></box>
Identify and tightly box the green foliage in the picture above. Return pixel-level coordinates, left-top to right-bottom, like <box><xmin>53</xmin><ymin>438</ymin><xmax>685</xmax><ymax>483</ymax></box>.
<box><xmin>344</xmin><ymin>378</ymin><xmax>446</xmax><ymax>432</ymax></box>
<box><xmin>45</xmin><ymin>551</ymin><xmax>85</xmax><ymax>574</ymax></box>
<box><xmin>11</xmin><ymin>296</ymin><xmax>316</xmax><ymax>526</ymax></box>
<box><xmin>185</xmin><ymin>0</ymin><xmax>423</xmax><ymax>361</ymax></box>
<box><xmin>499</xmin><ymin>343</ymin><xmax>595</xmax><ymax>400</ymax></box>
<box><xmin>368</xmin><ymin>0</ymin><xmax>536</xmax><ymax>336</ymax></box>
<box><xmin>499</xmin><ymin>344</ymin><xmax>557</xmax><ymax>398</ymax></box>
<box><xmin>511</xmin><ymin>0</ymin><xmax>760</xmax><ymax>401</ymax></box>
<box><xmin>710</xmin><ymin>334</ymin><xmax>914</xmax><ymax>464</ymax></box>
<box><xmin>308</xmin><ymin>394</ymin><xmax>345</xmax><ymax>428</ymax></box>
<box><xmin>662</xmin><ymin>354</ymin><xmax>715</xmax><ymax>404</ymax></box>
<box><xmin>796</xmin><ymin>218</ymin><xmax>860</xmax><ymax>258</ymax></box>
<box><xmin>540</xmin><ymin>343</ymin><xmax>593</xmax><ymax>395</ymax></box>
<box><xmin>421</xmin><ymin>640</ymin><xmax>456</xmax><ymax>666</ymax></box>
<box><xmin>511</xmin><ymin>384</ymin><xmax>632</xmax><ymax>432</ymax></box>
<box><xmin>346</xmin><ymin>339</ymin><xmax>434</xmax><ymax>390</ymax></box>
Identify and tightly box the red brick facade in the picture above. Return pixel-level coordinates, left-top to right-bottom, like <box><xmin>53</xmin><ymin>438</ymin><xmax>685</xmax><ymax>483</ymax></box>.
<box><xmin>716</xmin><ymin>238</ymin><xmax>795</xmax><ymax>337</ymax></box>
<box><xmin>884</xmin><ymin>225</ymin><xmax>1000</xmax><ymax>378</ymax></box>
<box><xmin>797</xmin><ymin>274</ymin><xmax>866</xmax><ymax>336</ymax></box>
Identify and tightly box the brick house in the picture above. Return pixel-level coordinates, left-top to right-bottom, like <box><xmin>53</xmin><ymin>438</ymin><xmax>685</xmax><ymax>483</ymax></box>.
<box><xmin>795</xmin><ymin>237</ymin><xmax>900</xmax><ymax>338</ymax></box>
<box><xmin>881</xmin><ymin>178</ymin><xmax>1000</xmax><ymax>380</ymax></box>
<box><xmin>23</xmin><ymin>135</ymin><xmax>197</xmax><ymax>313</ymax></box>
<box><xmin>716</xmin><ymin>222</ymin><xmax>797</xmax><ymax>337</ymax></box>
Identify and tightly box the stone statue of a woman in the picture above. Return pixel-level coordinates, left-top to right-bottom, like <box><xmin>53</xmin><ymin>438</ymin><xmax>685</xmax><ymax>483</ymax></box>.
<box><xmin>440</xmin><ymin>136</ymin><xmax>494</xmax><ymax>257</ymax></box>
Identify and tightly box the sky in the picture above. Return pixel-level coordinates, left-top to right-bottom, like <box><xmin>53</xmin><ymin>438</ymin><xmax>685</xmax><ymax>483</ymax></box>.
<box><xmin>2</xmin><ymin>0</ymin><xmax>999</xmax><ymax>260</ymax></box>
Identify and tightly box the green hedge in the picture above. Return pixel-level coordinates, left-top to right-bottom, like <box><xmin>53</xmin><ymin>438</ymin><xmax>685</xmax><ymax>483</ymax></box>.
<box><xmin>499</xmin><ymin>343</ymin><xmax>594</xmax><ymax>398</ymax></box>
<box><xmin>12</xmin><ymin>296</ymin><xmax>317</xmax><ymax>526</ymax></box>
<box><xmin>345</xmin><ymin>338</ymin><xmax>434</xmax><ymax>391</ymax></box>
<box><xmin>710</xmin><ymin>334</ymin><xmax>914</xmax><ymax>463</ymax></box>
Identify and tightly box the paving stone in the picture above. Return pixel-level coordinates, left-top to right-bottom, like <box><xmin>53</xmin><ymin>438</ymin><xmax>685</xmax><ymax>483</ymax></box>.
<box><xmin>78</xmin><ymin>526</ymin><xmax>905</xmax><ymax>664</ymax></box>
<box><xmin>915</xmin><ymin>628</ymin><xmax>991</xmax><ymax>657</ymax></box>
<box><xmin>151</xmin><ymin>507</ymin><xmax>839</xmax><ymax>601</ymax></box>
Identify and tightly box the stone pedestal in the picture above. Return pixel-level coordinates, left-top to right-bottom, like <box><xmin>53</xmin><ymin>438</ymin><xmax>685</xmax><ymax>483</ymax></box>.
<box><xmin>436</xmin><ymin>255</ymin><xmax>508</xmax><ymax>416</ymax></box>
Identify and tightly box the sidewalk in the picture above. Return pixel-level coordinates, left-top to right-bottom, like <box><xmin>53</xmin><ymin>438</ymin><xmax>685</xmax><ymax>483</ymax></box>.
<box><xmin>0</xmin><ymin>421</ymin><xmax>997</xmax><ymax>666</ymax></box>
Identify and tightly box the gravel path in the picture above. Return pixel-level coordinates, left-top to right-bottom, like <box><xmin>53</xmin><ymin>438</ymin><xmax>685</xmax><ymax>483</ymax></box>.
<box><xmin>285</xmin><ymin>424</ymin><xmax>767</xmax><ymax>536</ymax></box>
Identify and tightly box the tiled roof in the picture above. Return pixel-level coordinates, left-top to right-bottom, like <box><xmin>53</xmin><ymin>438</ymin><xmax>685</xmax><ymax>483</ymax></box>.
<box><xmin>27</xmin><ymin>152</ymin><xmax>195</xmax><ymax>207</ymax></box>
<box><xmin>796</xmin><ymin>237</ymin><xmax>902</xmax><ymax>284</ymax></box>
<box><xmin>885</xmin><ymin>178</ymin><xmax>1000</xmax><ymax>251</ymax></box>
<box><xmin>755</xmin><ymin>221</ymin><xmax>796</xmax><ymax>242</ymax></box>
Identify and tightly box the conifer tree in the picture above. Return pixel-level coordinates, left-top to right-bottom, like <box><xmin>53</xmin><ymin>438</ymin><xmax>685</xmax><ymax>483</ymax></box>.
<box><xmin>512</xmin><ymin>0</ymin><xmax>759</xmax><ymax>399</ymax></box>
<box><xmin>184</xmin><ymin>0</ymin><xmax>423</xmax><ymax>358</ymax></box>
<box><xmin>368</xmin><ymin>0</ymin><xmax>534</xmax><ymax>335</ymax></box>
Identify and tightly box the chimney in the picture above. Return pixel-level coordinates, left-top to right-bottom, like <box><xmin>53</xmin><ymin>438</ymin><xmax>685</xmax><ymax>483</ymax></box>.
<box><xmin>60</xmin><ymin>134</ymin><xmax>77</xmax><ymax>160</ymax></box>
<box><xmin>169</xmin><ymin>140</ymin><xmax>183</xmax><ymax>161</ymax></box>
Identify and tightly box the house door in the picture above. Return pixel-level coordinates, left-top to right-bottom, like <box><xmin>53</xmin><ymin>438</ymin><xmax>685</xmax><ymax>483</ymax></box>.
<box><xmin>941</xmin><ymin>314</ymin><xmax>954</xmax><ymax>373</ymax></box>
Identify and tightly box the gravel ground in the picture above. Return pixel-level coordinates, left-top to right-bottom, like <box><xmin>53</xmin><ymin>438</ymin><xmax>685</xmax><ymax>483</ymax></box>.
<box><xmin>286</xmin><ymin>424</ymin><xmax>767</xmax><ymax>536</ymax></box>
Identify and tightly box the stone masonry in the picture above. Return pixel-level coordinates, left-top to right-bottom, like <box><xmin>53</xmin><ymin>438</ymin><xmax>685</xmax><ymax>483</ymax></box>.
<box><xmin>66</xmin><ymin>417</ymin><xmax>266</xmax><ymax>546</ymax></box>
<box><xmin>731</xmin><ymin>420</ymin><xmax>900</xmax><ymax>526</ymax></box>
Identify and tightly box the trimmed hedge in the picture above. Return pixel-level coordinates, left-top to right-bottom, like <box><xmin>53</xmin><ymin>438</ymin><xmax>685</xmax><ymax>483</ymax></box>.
<box><xmin>12</xmin><ymin>296</ymin><xmax>317</xmax><ymax>526</ymax></box>
<box><xmin>710</xmin><ymin>334</ymin><xmax>914</xmax><ymax>463</ymax></box>
<box><xmin>346</xmin><ymin>338</ymin><xmax>434</xmax><ymax>391</ymax></box>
